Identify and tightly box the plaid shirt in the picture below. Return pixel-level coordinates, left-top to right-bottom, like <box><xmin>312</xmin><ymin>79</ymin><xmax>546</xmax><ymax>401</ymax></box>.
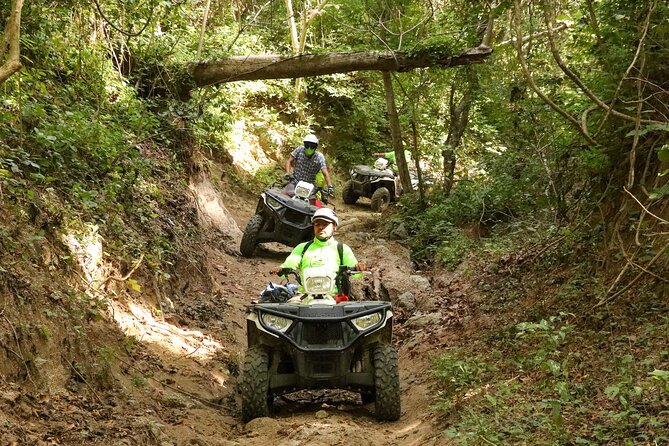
<box><xmin>291</xmin><ymin>146</ymin><xmax>326</xmax><ymax>183</ymax></box>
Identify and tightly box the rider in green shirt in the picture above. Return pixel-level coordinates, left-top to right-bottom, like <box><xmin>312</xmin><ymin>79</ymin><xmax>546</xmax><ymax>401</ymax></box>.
<box><xmin>373</xmin><ymin>150</ymin><xmax>413</xmax><ymax>197</ymax></box>
<box><xmin>270</xmin><ymin>208</ymin><xmax>366</xmax><ymax>300</ymax></box>
<box><xmin>373</xmin><ymin>150</ymin><xmax>412</xmax><ymax>172</ymax></box>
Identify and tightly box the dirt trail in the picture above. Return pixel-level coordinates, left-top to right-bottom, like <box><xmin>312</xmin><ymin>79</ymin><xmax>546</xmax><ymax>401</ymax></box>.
<box><xmin>168</xmin><ymin>191</ymin><xmax>461</xmax><ymax>446</ymax></box>
<box><xmin>0</xmin><ymin>187</ymin><xmax>463</xmax><ymax>445</ymax></box>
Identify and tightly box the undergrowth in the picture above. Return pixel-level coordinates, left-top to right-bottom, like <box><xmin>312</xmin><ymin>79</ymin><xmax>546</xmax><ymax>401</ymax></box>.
<box><xmin>431</xmin><ymin>241</ymin><xmax>669</xmax><ymax>445</ymax></box>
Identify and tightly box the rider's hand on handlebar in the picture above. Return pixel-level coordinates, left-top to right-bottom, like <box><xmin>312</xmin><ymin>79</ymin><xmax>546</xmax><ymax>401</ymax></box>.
<box><xmin>356</xmin><ymin>262</ymin><xmax>367</xmax><ymax>271</ymax></box>
<box><xmin>327</xmin><ymin>185</ymin><xmax>335</xmax><ymax>196</ymax></box>
<box><xmin>271</xmin><ymin>267</ymin><xmax>294</xmax><ymax>277</ymax></box>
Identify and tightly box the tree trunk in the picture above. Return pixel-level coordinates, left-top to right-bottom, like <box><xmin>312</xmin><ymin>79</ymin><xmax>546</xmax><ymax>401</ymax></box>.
<box><xmin>411</xmin><ymin>120</ymin><xmax>426</xmax><ymax>207</ymax></box>
<box><xmin>196</xmin><ymin>0</ymin><xmax>212</xmax><ymax>58</ymax></box>
<box><xmin>190</xmin><ymin>45</ymin><xmax>492</xmax><ymax>87</ymax></box>
<box><xmin>0</xmin><ymin>0</ymin><xmax>25</xmax><ymax>84</ymax></box>
<box><xmin>382</xmin><ymin>71</ymin><xmax>412</xmax><ymax>193</ymax></box>
<box><xmin>442</xmin><ymin>3</ymin><xmax>496</xmax><ymax>195</ymax></box>
<box><xmin>443</xmin><ymin>82</ymin><xmax>472</xmax><ymax>195</ymax></box>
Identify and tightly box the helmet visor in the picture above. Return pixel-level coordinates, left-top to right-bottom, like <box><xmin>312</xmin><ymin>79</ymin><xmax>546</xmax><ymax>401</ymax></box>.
<box><xmin>313</xmin><ymin>217</ymin><xmax>335</xmax><ymax>226</ymax></box>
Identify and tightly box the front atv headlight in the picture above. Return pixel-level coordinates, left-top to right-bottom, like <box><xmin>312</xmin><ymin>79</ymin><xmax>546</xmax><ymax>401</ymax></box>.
<box><xmin>266</xmin><ymin>196</ymin><xmax>283</xmax><ymax>210</ymax></box>
<box><xmin>302</xmin><ymin>266</ymin><xmax>336</xmax><ymax>295</ymax></box>
<box><xmin>304</xmin><ymin>276</ymin><xmax>334</xmax><ymax>294</ymax></box>
<box><xmin>261</xmin><ymin>313</ymin><xmax>293</xmax><ymax>332</ymax></box>
<box><xmin>352</xmin><ymin>312</ymin><xmax>382</xmax><ymax>331</ymax></box>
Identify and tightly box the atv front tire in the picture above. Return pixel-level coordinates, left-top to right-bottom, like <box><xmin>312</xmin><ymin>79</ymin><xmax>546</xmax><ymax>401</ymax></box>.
<box><xmin>240</xmin><ymin>214</ymin><xmax>264</xmax><ymax>257</ymax></box>
<box><xmin>373</xmin><ymin>343</ymin><xmax>401</xmax><ymax>421</ymax></box>
<box><xmin>240</xmin><ymin>347</ymin><xmax>270</xmax><ymax>422</ymax></box>
<box><xmin>370</xmin><ymin>187</ymin><xmax>391</xmax><ymax>212</ymax></box>
<box><xmin>342</xmin><ymin>180</ymin><xmax>359</xmax><ymax>205</ymax></box>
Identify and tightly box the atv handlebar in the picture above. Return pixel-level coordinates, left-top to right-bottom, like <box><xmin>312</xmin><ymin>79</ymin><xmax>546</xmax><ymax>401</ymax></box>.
<box><xmin>273</xmin><ymin>266</ymin><xmax>368</xmax><ymax>281</ymax></box>
<box><xmin>275</xmin><ymin>268</ymin><xmax>301</xmax><ymax>284</ymax></box>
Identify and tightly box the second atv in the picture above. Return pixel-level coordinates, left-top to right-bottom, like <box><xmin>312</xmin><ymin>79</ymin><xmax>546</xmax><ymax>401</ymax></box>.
<box><xmin>342</xmin><ymin>158</ymin><xmax>397</xmax><ymax>212</ymax></box>
<box><xmin>240</xmin><ymin>180</ymin><xmax>331</xmax><ymax>257</ymax></box>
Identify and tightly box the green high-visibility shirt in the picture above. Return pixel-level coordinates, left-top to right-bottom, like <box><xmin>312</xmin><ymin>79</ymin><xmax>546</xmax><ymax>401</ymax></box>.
<box><xmin>382</xmin><ymin>150</ymin><xmax>412</xmax><ymax>166</ymax></box>
<box><xmin>279</xmin><ymin>237</ymin><xmax>359</xmax><ymax>294</ymax></box>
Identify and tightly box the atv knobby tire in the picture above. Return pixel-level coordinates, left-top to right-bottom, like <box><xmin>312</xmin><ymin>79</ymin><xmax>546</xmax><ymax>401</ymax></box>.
<box><xmin>240</xmin><ymin>347</ymin><xmax>270</xmax><ymax>422</ymax></box>
<box><xmin>370</xmin><ymin>187</ymin><xmax>391</xmax><ymax>212</ymax></box>
<box><xmin>240</xmin><ymin>214</ymin><xmax>264</xmax><ymax>257</ymax></box>
<box><xmin>342</xmin><ymin>180</ymin><xmax>359</xmax><ymax>205</ymax></box>
<box><xmin>373</xmin><ymin>343</ymin><xmax>401</xmax><ymax>421</ymax></box>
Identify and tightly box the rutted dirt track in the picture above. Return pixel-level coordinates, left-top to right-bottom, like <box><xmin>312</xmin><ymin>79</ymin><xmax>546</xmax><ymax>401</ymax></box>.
<box><xmin>0</xmin><ymin>182</ymin><xmax>471</xmax><ymax>446</ymax></box>
<box><xmin>168</xmin><ymin>185</ymin><xmax>468</xmax><ymax>446</ymax></box>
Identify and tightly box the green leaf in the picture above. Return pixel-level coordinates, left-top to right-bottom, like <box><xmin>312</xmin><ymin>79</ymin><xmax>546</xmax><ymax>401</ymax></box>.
<box><xmin>127</xmin><ymin>279</ymin><xmax>142</xmax><ymax>292</ymax></box>
<box><xmin>551</xmin><ymin>401</ymin><xmax>564</xmax><ymax>427</ymax></box>
<box><xmin>650</xmin><ymin>369</ymin><xmax>669</xmax><ymax>381</ymax></box>
<box><xmin>605</xmin><ymin>385</ymin><xmax>620</xmax><ymax>399</ymax></box>
<box><xmin>658</xmin><ymin>145</ymin><xmax>669</xmax><ymax>163</ymax></box>
<box><xmin>626</xmin><ymin>124</ymin><xmax>669</xmax><ymax>138</ymax></box>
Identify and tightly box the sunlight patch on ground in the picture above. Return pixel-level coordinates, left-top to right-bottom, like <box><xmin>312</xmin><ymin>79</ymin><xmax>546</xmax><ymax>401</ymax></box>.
<box><xmin>228</xmin><ymin>119</ymin><xmax>267</xmax><ymax>173</ymax></box>
<box><xmin>62</xmin><ymin>223</ymin><xmax>105</xmax><ymax>286</ymax></box>
<box><xmin>63</xmin><ymin>225</ymin><xmax>225</xmax><ymax>363</ymax></box>
<box><xmin>111</xmin><ymin>301</ymin><xmax>224</xmax><ymax>360</ymax></box>
<box><xmin>189</xmin><ymin>176</ymin><xmax>243</xmax><ymax>239</ymax></box>
<box><xmin>227</xmin><ymin>119</ymin><xmax>283</xmax><ymax>174</ymax></box>
<box><xmin>396</xmin><ymin>420</ymin><xmax>422</xmax><ymax>433</ymax></box>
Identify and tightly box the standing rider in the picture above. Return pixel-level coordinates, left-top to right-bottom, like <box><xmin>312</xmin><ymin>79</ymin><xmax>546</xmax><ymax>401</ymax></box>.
<box><xmin>373</xmin><ymin>149</ymin><xmax>412</xmax><ymax>174</ymax></box>
<box><xmin>270</xmin><ymin>208</ymin><xmax>366</xmax><ymax>302</ymax></box>
<box><xmin>284</xmin><ymin>134</ymin><xmax>334</xmax><ymax>199</ymax></box>
<box><xmin>373</xmin><ymin>149</ymin><xmax>413</xmax><ymax>197</ymax></box>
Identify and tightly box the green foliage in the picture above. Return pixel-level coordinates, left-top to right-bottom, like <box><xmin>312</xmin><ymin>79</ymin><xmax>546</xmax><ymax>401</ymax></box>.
<box><xmin>434</xmin><ymin>230</ymin><xmax>477</xmax><ymax>268</ymax></box>
<box><xmin>432</xmin><ymin>277</ymin><xmax>669</xmax><ymax>445</ymax></box>
<box><xmin>395</xmin><ymin>174</ymin><xmax>539</xmax><ymax>265</ymax></box>
<box><xmin>131</xmin><ymin>375</ymin><xmax>148</xmax><ymax>388</ymax></box>
<box><xmin>408</xmin><ymin>37</ymin><xmax>459</xmax><ymax>61</ymax></box>
<box><xmin>94</xmin><ymin>346</ymin><xmax>118</xmax><ymax>386</ymax></box>
<box><xmin>433</xmin><ymin>349</ymin><xmax>497</xmax><ymax>411</ymax></box>
<box><xmin>575</xmin><ymin>148</ymin><xmax>610</xmax><ymax>174</ymax></box>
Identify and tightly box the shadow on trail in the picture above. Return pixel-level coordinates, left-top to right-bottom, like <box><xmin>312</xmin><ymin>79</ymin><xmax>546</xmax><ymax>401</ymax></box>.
<box><xmin>271</xmin><ymin>390</ymin><xmax>376</xmax><ymax>419</ymax></box>
<box><xmin>254</xmin><ymin>244</ymin><xmax>293</xmax><ymax>260</ymax></box>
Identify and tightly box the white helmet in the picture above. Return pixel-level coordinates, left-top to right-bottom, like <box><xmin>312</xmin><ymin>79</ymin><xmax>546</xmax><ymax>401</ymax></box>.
<box><xmin>311</xmin><ymin>208</ymin><xmax>338</xmax><ymax>226</ymax></box>
<box><xmin>303</xmin><ymin>134</ymin><xmax>319</xmax><ymax>146</ymax></box>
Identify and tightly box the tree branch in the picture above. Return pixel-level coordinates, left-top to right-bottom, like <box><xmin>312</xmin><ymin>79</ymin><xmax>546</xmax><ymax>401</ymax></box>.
<box><xmin>540</xmin><ymin>0</ymin><xmax>665</xmax><ymax>126</ymax></box>
<box><xmin>624</xmin><ymin>186</ymin><xmax>668</xmax><ymax>225</ymax></box>
<box><xmin>511</xmin><ymin>0</ymin><xmax>597</xmax><ymax>146</ymax></box>
<box><xmin>495</xmin><ymin>21</ymin><xmax>567</xmax><ymax>48</ymax></box>
<box><xmin>191</xmin><ymin>45</ymin><xmax>492</xmax><ymax>87</ymax></box>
